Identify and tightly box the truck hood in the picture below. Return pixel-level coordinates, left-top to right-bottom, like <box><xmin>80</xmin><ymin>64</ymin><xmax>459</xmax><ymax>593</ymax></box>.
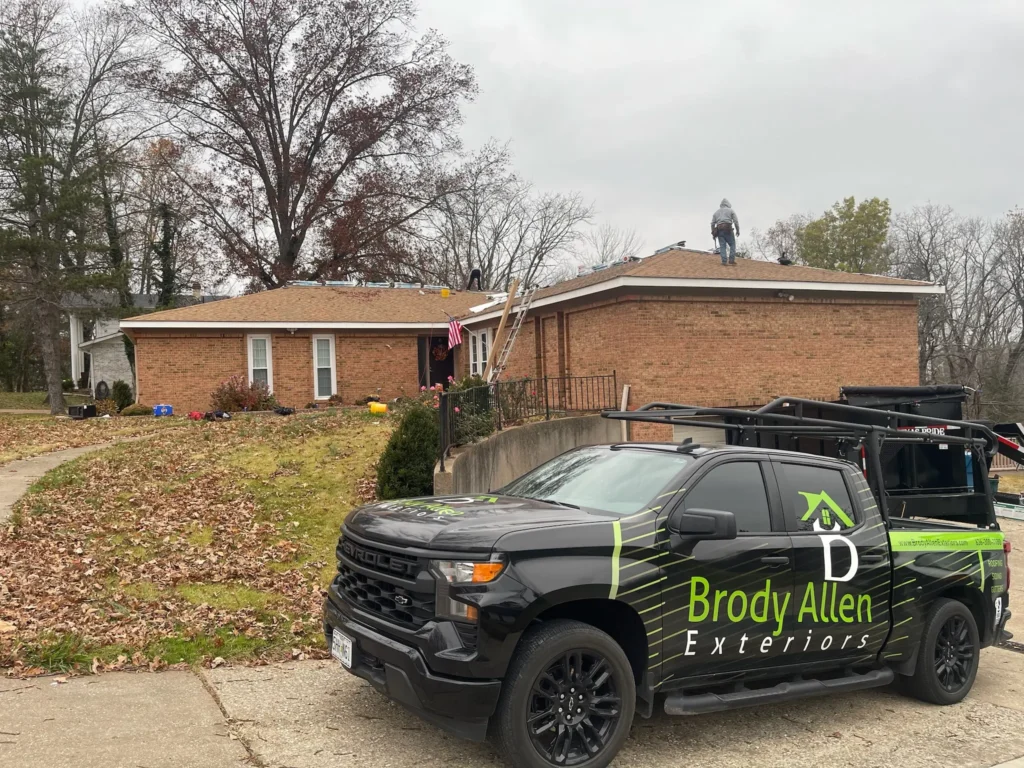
<box><xmin>345</xmin><ymin>494</ymin><xmax>615</xmax><ymax>552</ymax></box>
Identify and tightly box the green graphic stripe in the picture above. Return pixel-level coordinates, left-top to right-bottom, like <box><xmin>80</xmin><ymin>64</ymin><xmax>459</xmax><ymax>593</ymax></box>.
<box><xmin>609</xmin><ymin>520</ymin><xmax>622</xmax><ymax>599</ymax></box>
<box><xmin>888</xmin><ymin>531</ymin><xmax>1004</xmax><ymax>552</ymax></box>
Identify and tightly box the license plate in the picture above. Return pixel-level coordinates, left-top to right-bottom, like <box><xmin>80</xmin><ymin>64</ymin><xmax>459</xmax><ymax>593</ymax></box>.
<box><xmin>331</xmin><ymin>629</ymin><xmax>353</xmax><ymax>669</ymax></box>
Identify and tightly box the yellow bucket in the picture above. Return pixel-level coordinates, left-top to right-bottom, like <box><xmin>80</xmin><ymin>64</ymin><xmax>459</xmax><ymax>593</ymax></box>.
<box><xmin>368</xmin><ymin>401</ymin><xmax>388</xmax><ymax>415</ymax></box>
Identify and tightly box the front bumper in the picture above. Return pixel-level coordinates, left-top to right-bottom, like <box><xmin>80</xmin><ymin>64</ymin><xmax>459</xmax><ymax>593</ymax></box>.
<box><xmin>323</xmin><ymin>597</ymin><xmax>502</xmax><ymax>741</ymax></box>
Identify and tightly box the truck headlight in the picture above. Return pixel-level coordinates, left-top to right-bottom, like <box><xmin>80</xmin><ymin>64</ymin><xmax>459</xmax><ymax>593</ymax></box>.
<box><xmin>431</xmin><ymin>559</ymin><xmax>505</xmax><ymax>621</ymax></box>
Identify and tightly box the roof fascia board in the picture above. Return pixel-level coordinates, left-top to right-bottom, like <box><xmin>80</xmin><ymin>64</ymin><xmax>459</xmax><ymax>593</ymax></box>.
<box><xmin>459</xmin><ymin>275</ymin><xmax>944</xmax><ymax>325</ymax></box>
<box><xmin>120</xmin><ymin>320</ymin><xmax>450</xmax><ymax>330</ymax></box>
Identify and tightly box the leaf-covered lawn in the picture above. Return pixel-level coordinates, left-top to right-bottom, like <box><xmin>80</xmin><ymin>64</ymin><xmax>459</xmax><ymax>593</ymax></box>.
<box><xmin>0</xmin><ymin>391</ymin><xmax>91</xmax><ymax>410</ymax></box>
<box><xmin>1000</xmin><ymin>472</ymin><xmax>1024</xmax><ymax>495</ymax></box>
<box><xmin>0</xmin><ymin>413</ymin><xmax>183</xmax><ymax>466</ymax></box>
<box><xmin>0</xmin><ymin>409</ymin><xmax>391</xmax><ymax>674</ymax></box>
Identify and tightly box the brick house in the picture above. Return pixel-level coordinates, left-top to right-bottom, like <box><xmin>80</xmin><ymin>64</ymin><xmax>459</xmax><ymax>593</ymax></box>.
<box><xmin>120</xmin><ymin>249</ymin><xmax>942</xmax><ymax>422</ymax></box>
<box><xmin>456</xmin><ymin>249</ymin><xmax>941</xmax><ymax>439</ymax></box>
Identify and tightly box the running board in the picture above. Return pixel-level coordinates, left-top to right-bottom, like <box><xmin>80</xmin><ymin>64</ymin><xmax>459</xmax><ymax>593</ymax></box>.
<box><xmin>663</xmin><ymin>668</ymin><xmax>894</xmax><ymax>715</ymax></box>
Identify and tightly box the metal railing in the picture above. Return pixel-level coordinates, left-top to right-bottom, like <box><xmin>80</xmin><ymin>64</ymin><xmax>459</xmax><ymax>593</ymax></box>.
<box><xmin>438</xmin><ymin>373</ymin><xmax>618</xmax><ymax>470</ymax></box>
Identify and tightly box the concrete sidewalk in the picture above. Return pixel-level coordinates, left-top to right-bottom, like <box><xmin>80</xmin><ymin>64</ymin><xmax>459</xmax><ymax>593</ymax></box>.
<box><xmin>0</xmin><ymin>445</ymin><xmax>113</xmax><ymax>523</ymax></box>
<box><xmin>0</xmin><ymin>671</ymin><xmax>248</xmax><ymax>768</ymax></box>
<box><xmin>4</xmin><ymin>647</ymin><xmax>1024</xmax><ymax>767</ymax></box>
<box><xmin>0</xmin><ymin>435</ymin><xmax>162</xmax><ymax>523</ymax></box>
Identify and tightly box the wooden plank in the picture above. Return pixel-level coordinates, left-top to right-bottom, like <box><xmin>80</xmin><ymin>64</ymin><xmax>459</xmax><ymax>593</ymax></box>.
<box><xmin>484</xmin><ymin>278</ymin><xmax>520</xmax><ymax>382</ymax></box>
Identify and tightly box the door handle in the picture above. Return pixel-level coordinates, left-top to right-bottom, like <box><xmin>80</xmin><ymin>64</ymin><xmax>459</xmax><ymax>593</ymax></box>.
<box><xmin>760</xmin><ymin>556</ymin><xmax>790</xmax><ymax>566</ymax></box>
<box><xmin>861</xmin><ymin>554</ymin><xmax>885</xmax><ymax>563</ymax></box>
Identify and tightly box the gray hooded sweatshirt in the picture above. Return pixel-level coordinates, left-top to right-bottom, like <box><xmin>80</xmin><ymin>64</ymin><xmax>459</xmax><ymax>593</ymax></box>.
<box><xmin>711</xmin><ymin>199</ymin><xmax>740</xmax><ymax>236</ymax></box>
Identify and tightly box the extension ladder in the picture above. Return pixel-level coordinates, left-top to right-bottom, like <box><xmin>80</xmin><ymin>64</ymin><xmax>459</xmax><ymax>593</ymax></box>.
<box><xmin>488</xmin><ymin>287</ymin><xmax>538</xmax><ymax>383</ymax></box>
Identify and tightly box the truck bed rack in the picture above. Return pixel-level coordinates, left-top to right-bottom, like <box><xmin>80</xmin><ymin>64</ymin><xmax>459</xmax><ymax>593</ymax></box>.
<box><xmin>603</xmin><ymin>396</ymin><xmax>999</xmax><ymax>528</ymax></box>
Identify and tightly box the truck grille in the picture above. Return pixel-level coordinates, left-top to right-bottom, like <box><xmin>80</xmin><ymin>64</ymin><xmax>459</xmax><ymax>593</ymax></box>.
<box><xmin>335</xmin><ymin>537</ymin><xmax>435</xmax><ymax>629</ymax></box>
<box><xmin>340</xmin><ymin>538</ymin><xmax>419</xmax><ymax>579</ymax></box>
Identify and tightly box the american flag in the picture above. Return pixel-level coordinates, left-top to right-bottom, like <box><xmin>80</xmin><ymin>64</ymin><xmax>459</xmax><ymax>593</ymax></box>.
<box><xmin>448</xmin><ymin>317</ymin><xmax>463</xmax><ymax>349</ymax></box>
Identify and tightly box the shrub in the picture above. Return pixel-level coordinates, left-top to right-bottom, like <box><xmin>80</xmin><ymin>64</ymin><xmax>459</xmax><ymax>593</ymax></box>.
<box><xmin>376</xmin><ymin>405</ymin><xmax>439</xmax><ymax>500</ymax></box>
<box><xmin>111</xmin><ymin>380</ymin><xmax>133</xmax><ymax>412</ymax></box>
<box><xmin>451</xmin><ymin>374</ymin><xmax>486</xmax><ymax>391</ymax></box>
<box><xmin>210</xmin><ymin>375</ymin><xmax>279</xmax><ymax>412</ymax></box>
<box><xmin>120</xmin><ymin>403</ymin><xmax>152</xmax><ymax>417</ymax></box>
<box><xmin>95</xmin><ymin>399</ymin><xmax>118</xmax><ymax>416</ymax></box>
<box><xmin>61</xmin><ymin>378</ymin><xmax>74</xmax><ymax>392</ymax></box>
<box><xmin>327</xmin><ymin>393</ymin><xmax>346</xmax><ymax>406</ymax></box>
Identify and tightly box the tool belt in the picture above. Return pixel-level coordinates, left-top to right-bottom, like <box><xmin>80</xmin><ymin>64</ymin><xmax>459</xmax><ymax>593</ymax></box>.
<box><xmin>714</xmin><ymin>221</ymin><xmax>734</xmax><ymax>235</ymax></box>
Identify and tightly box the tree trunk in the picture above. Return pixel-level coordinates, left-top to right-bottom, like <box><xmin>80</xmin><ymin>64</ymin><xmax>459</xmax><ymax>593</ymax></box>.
<box><xmin>34</xmin><ymin>300</ymin><xmax>66</xmax><ymax>415</ymax></box>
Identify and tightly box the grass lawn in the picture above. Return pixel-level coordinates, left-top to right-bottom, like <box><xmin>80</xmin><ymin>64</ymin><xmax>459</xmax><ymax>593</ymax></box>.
<box><xmin>0</xmin><ymin>409</ymin><xmax>391</xmax><ymax>674</ymax></box>
<box><xmin>0</xmin><ymin>391</ymin><xmax>91</xmax><ymax>410</ymax></box>
<box><xmin>0</xmin><ymin>413</ymin><xmax>183</xmax><ymax>466</ymax></box>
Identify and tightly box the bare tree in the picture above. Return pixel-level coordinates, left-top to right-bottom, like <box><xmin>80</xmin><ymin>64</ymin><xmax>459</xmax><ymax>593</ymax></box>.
<box><xmin>578</xmin><ymin>222</ymin><xmax>645</xmax><ymax>266</ymax></box>
<box><xmin>748</xmin><ymin>214</ymin><xmax>809</xmax><ymax>263</ymax></box>
<box><xmin>0</xmin><ymin>0</ymin><xmax>146</xmax><ymax>412</ymax></box>
<box><xmin>414</xmin><ymin>148</ymin><xmax>593</xmax><ymax>291</ymax></box>
<box><xmin>890</xmin><ymin>205</ymin><xmax>1018</xmax><ymax>417</ymax></box>
<box><xmin>129</xmin><ymin>0</ymin><xmax>476</xmax><ymax>289</ymax></box>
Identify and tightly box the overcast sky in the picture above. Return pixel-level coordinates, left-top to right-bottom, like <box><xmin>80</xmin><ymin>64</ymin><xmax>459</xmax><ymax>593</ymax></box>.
<box><xmin>418</xmin><ymin>0</ymin><xmax>1024</xmax><ymax>254</ymax></box>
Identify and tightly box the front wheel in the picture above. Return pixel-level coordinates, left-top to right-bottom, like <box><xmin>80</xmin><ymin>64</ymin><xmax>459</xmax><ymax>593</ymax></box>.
<box><xmin>492</xmin><ymin>619</ymin><xmax>636</xmax><ymax>768</ymax></box>
<box><xmin>903</xmin><ymin>597</ymin><xmax>980</xmax><ymax>705</ymax></box>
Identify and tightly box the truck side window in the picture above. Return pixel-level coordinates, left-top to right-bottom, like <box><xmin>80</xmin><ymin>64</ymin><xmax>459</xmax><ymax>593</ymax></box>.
<box><xmin>775</xmin><ymin>463</ymin><xmax>857</xmax><ymax>532</ymax></box>
<box><xmin>683</xmin><ymin>462</ymin><xmax>772</xmax><ymax>534</ymax></box>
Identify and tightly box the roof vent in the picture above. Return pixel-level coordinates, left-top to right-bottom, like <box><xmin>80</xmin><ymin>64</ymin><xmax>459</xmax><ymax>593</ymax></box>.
<box><xmin>654</xmin><ymin>240</ymin><xmax>687</xmax><ymax>255</ymax></box>
<box><xmin>777</xmin><ymin>252</ymin><xmax>793</xmax><ymax>266</ymax></box>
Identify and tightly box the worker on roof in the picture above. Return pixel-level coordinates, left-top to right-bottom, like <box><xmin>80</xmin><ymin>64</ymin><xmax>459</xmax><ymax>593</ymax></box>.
<box><xmin>711</xmin><ymin>198</ymin><xmax>740</xmax><ymax>266</ymax></box>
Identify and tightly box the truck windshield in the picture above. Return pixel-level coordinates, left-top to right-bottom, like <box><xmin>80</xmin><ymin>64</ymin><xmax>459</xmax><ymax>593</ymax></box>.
<box><xmin>499</xmin><ymin>446</ymin><xmax>691</xmax><ymax>515</ymax></box>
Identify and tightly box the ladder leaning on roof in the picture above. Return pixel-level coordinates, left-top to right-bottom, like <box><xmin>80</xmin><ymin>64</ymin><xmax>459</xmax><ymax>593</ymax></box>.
<box><xmin>486</xmin><ymin>286</ymin><xmax>538</xmax><ymax>383</ymax></box>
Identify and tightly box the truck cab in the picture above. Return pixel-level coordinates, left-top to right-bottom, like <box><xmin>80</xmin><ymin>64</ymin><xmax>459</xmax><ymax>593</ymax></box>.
<box><xmin>323</xmin><ymin>396</ymin><xmax>1012</xmax><ymax>768</ymax></box>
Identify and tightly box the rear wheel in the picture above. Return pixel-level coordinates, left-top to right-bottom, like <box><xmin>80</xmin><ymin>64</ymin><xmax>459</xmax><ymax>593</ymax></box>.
<box><xmin>904</xmin><ymin>597</ymin><xmax>980</xmax><ymax>705</ymax></box>
<box><xmin>492</xmin><ymin>619</ymin><xmax>635</xmax><ymax>768</ymax></box>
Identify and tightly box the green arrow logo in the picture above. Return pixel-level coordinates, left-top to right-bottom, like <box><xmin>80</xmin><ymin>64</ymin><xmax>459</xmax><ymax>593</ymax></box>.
<box><xmin>798</xmin><ymin>490</ymin><xmax>854</xmax><ymax>528</ymax></box>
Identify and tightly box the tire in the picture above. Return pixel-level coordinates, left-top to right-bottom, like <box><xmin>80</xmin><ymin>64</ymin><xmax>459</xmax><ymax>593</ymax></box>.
<box><xmin>904</xmin><ymin>597</ymin><xmax>980</xmax><ymax>705</ymax></box>
<box><xmin>491</xmin><ymin>619</ymin><xmax>636</xmax><ymax>768</ymax></box>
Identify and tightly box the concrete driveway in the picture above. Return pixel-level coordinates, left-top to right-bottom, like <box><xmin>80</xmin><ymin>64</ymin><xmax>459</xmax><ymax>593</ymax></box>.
<box><xmin>4</xmin><ymin>647</ymin><xmax>1024</xmax><ymax>768</ymax></box>
<box><xmin>206</xmin><ymin>647</ymin><xmax>1024</xmax><ymax>768</ymax></box>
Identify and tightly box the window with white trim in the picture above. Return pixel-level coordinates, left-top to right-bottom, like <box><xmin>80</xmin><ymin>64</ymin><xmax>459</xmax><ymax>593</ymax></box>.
<box><xmin>469</xmin><ymin>328</ymin><xmax>492</xmax><ymax>377</ymax></box>
<box><xmin>247</xmin><ymin>334</ymin><xmax>273</xmax><ymax>390</ymax></box>
<box><xmin>312</xmin><ymin>334</ymin><xmax>337</xmax><ymax>399</ymax></box>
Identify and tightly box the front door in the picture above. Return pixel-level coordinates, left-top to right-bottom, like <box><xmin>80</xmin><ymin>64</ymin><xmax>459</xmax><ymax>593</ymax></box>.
<box><xmin>657</xmin><ymin>458</ymin><xmax>797</xmax><ymax>685</ymax></box>
<box><xmin>418</xmin><ymin>336</ymin><xmax>455</xmax><ymax>389</ymax></box>
<box><xmin>771</xmin><ymin>459</ymin><xmax>891</xmax><ymax>667</ymax></box>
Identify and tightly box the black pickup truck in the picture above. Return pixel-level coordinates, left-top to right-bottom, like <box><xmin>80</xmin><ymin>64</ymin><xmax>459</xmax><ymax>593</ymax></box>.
<box><xmin>323</xmin><ymin>396</ymin><xmax>1012</xmax><ymax>768</ymax></box>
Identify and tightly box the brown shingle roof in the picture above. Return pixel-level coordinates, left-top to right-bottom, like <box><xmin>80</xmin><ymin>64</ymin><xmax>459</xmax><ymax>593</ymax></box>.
<box><xmin>122</xmin><ymin>286</ymin><xmax>481</xmax><ymax>326</ymax></box>
<box><xmin>529</xmin><ymin>248</ymin><xmax>933</xmax><ymax>303</ymax></box>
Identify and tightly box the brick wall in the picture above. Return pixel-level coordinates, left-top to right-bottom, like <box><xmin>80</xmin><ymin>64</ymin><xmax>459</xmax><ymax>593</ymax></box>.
<box><xmin>527</xmin><ymin>294</ymin><xmax>919</xmax><ymax>440</ymax></box>
<box><xmin>133</xmin><ymin>330</ymin><xmax>423</xmax><ymax>413</ymax></box>
<box><xmin>134</xmin><ymin>331</ymin><xmax>247</xmax><ymax>413</ymax></box>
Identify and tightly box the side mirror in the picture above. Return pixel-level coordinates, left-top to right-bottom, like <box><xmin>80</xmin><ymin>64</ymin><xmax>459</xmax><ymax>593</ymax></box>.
<box><xmin>667</xmin><ymin>507</ymin><xmax>737</xmax><ymax>540</ymax></box>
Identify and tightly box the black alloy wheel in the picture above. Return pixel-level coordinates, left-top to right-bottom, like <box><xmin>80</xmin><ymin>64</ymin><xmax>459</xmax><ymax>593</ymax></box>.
<box><xmin>902</xmin><ymin>597</ymin><xmax>980</xmax><ymax>705</ymax></box>
<box><xmin>527</xmin><ymin>649</ymin><xmax>622</xmax><ymax>766</ymax></box>
<box><xmin>934</xmin><ymin>614</ymin><xmax>974</xmax><ymax>693</ymax></box>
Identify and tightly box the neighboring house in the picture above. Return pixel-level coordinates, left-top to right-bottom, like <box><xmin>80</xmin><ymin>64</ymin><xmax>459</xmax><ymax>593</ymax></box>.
<box><xmin>120</xmin><ymin>250</ymin><xmax>943</xmax><ymax>422</ymax></box>
<box><xmin>70</xmin><ymin>293</ymin><xmax>226</xmax><ymax>398</ymax></box>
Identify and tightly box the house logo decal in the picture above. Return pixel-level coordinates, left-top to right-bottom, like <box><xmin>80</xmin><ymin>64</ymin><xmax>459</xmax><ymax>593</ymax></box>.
<box><xmin>799</xmin><ymin>490</ymin><xmax>854</xmax><ymax>528</ymax></box>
